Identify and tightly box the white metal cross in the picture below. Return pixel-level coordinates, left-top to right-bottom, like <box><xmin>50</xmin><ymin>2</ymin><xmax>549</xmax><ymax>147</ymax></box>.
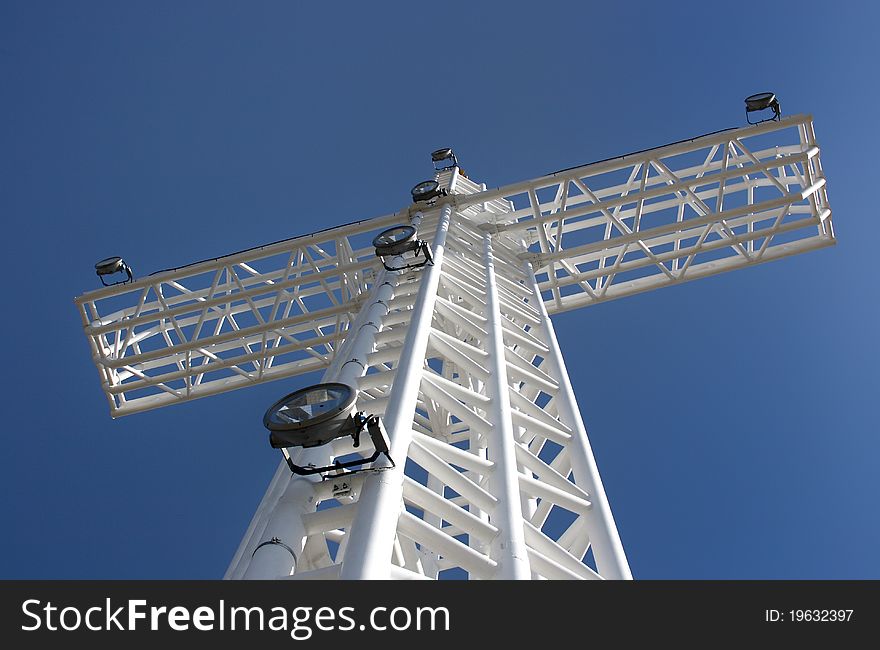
<box><xmin>76</xmin><ymin>114</ymin><xmax>833</xmax><ymax>579</ymax></box>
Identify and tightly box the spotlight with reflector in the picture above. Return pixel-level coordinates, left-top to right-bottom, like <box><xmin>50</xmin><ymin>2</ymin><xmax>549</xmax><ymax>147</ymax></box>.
<box><xmin>745</xmin><ymin>92</ymin><xmax>781</xmax><ymax>124</ymax></box>
<box><xmin>372</xmin><ymin>224</ymin><xmax>434</xmax><ymax>271</ymax></box>
<box><xmin>263</xmin><ymin>382</ymin><xmax>394</xmax><ymax>476</ymax></box>
<box><xmin>431</xmin><ymin>147</ymin><xmax>458</xmax><ymax>170</ymax></box>
<box><xmin>373</xmin><ymin>225</ymin><xmax>418</xmax><ymax>257</ymax></box>
<box><xmin>410</xmin><ymin>179</ymin><xmax>444</xmax><ymax>203</ymax></box>
<box><xmin>95</xmin><ymin>256</ymin><xmax>133</xmax><ymax>286</ymax></box>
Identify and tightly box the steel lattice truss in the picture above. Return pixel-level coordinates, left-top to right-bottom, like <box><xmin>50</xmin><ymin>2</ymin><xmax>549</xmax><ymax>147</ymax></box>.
<box><xmin>226</xmin><ymin>202</ymin><xmax>626</xmax><ymax>579</ymax></box>
<box><xmin>75</xmin><ymin>115</ymin><xmax>833</xmax><ymax>418</ymax></box>
<box><xmin>75</xmin><ymin>215</ymin><xmax>397</xmax><ymax>416</ymax></box>
<box><xmin>465</xmin><ymin>114</ymin><xmax>833</xmax><ymax>313</ymax></box>
<box><xmin>75</xmin><ymin>114</ymin><xmax>833</xmax><ymax>580</ymax></box>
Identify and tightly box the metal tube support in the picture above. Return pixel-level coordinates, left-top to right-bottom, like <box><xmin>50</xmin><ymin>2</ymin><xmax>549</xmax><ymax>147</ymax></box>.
<box><xmin>523</xmin><ymin>261</ymin><xmax>633</xmax><ymax>580</ymax></box>
<box><xmin>339</xmin><ymin>200</ymin><xmax>455</xmax><ymax>580</ymax></box>
<box><xmin>241</xmin><ymin>274</ymin><xmax>394</xmax><ymax>579</ymax></box>
<box><xmin>241</xmin><ymin>478</ymin><xmax>315</xmax><ymax>579</ymax></box>
<box><xmin>482</xmin><ymin>233</ymin><xmax>531</xmax><ymax>579</ymax></box>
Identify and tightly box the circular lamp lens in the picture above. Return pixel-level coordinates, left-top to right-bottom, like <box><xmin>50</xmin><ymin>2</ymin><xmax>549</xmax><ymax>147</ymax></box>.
<box><xmin>745</xmin><ymin>92</ymin><xmax>775</xmax><ymax>111</ymax></box>
<box><xmin>264</xmin><ymin>382</ymin><xmax>357</xmax><ymax>433</ymax></box>
<box><xmin>95</xmin><ymin>256</ymin><xmax>125</xmax><ymax>276</ymax></box>
<box><xmin>373</xmin><ymin>225</ymin><xmax>417</xmax><ymax>256</ymax></box>
<box><xmin>411</xmin><ymin>179</ymin><xmax>441</xmax><ymax>202</ymax></box>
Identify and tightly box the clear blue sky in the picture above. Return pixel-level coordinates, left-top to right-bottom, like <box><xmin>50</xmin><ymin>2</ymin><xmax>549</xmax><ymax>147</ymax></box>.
<box><xmin>1</xmin><ymin>0</ymin><xmax>876</xmax><ymax>579</ymax></box>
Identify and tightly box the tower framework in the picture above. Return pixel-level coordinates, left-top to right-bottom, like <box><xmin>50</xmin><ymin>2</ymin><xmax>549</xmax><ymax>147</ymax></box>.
<box><xmin>75</xmin><ymin>114</ymin><xmax>833</xmax><ymax>579</ymax></box>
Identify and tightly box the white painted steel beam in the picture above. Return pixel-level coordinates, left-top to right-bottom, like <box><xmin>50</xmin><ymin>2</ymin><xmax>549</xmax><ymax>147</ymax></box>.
<box><xmin>481</xmin><ymin>233</ymin><xmax>531</xmax><ymax>579</ymax></box>
<box><xmin>338</xmin><ymin>196</ymin><xmax>456</xmax><ymax>579</ymax></box>
<box><xmin>522</xmin><ymin>260</ymin><xmax>632</xmax><ymax>579</ymax></box>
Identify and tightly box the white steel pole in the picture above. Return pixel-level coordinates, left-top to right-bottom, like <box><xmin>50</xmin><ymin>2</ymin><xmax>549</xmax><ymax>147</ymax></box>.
<box><xmin>340</xmin><ymin>191</ymin><xmax>456</xmax><ymax>579</ymax></box>
<box><xmin>482</xmin><ymin>233</ymin><xmax>531</xmax><ymax>579</ymax></box>
<box><xmin>524</xmin><ymin>261</ymin><xmax>633</xmax><ymax>580</ymax></box>
<box><xmin>242</xmin><ymin>273</ymin><xmax>394</xmax><ymax>579</ymax></box>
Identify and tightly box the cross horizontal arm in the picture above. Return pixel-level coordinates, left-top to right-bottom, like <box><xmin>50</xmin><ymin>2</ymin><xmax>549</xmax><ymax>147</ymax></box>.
<box><xmin>74</xmin><ymin>213</ymin><xmax>410</xmax><ymax>416</ymax></box>
<box><xmin>74</xmin><ymin>115</ymin><xmax>833</xmax><ymax>417</ymax></box>
<box><xmin>453</xmin><ymin>114</ymin><xmax>834</xmax><ymax>313</ymax></box>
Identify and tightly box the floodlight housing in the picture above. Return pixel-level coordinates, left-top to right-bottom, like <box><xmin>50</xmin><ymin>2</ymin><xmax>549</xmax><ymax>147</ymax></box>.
<box><xmin>95</xmin><ymin>256</ymin><xmax>133</xmax><ymax>286</ymax></box>
<box><xmin>745</xmin><ymin>92</ymin><xmax>781</xmax><ymax>124</ymax></box>
<box><xmin>431</xmin><ymin>147</ymin><xmax>458</xmax><ymax>171</ymax></box>
<box><xmin>372</xmin><ymin>224</ymin><xmax>434</xmax><ymax>271</ymax></box>
<box><xmin>263</xmin><ymin>382</ymin><xmax>396</xmax><ymax>477</ymax></box>
<box><xmin>264</xmin><ymin>382</ymin><xmax>358</xmax><ymax>449</ymax></box>
<box><xmin>372</xmin><ymin>225</ymin><xmax>418</xmax><ymax>257</ymax></box>
<box><xmin>411</xmin><ymin>179</ymin><xmax>443</xmax><ymax>203</ymax></box>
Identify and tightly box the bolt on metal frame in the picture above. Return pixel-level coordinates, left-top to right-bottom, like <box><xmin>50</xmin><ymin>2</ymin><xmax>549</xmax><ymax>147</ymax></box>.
<box><xmin>76</xmin><ymin>114</ymin><xmax>833</xmax><ymax>579</ymax></box>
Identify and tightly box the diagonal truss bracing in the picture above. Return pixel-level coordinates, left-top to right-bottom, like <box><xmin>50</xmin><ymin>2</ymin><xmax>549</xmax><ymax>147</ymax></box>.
<box><xmin>227</xmin><ymin>169</ymin><xmax>630</xmax><ymax>580</ymax></box>
<box><xmin>75</xmin><ymin>114</ymin><xmax>834</xmax><ymax>579</ymax></box>
<box><xmin>74</xmin><ymin>215</ymin><xmax>402</xmax><ymax>417</ymax></box>
<box><xmin>75</xmin><ymin>114</ymin><xmax>832</xmax><ymax>419</ymax></box>
<box><xmin>454</xmin><ymin>114</ymin><xmax>834</xmax><ymax>313</ymax></box>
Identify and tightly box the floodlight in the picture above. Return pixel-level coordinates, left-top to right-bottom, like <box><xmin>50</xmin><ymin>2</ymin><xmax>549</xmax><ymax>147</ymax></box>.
<box><xmin>372</xmin><ymin>225</ymin><xmax>418</xmax><ymax>257</ymax></box>
<box><xmin>95</xmin><ymin>256</ymin><xmax>133</xmax><ymax>286</ymax></box>
<box><xmin>263</xmin><ymin>382</ymin><xmax>395</xmax><ymax>476</ymax></box>
<box><xmin>264</xmin><ymin>382</ymin><xmax>358</xmax><ymax>449</ymax></box>
<box><xmin>372</xmin><ymin>224</ymin><xmax>434</xmax><ymax>271</ymax></box>
<box><xmin>431</xmin><ymin>147</ymin><xmax>458</xmax><ymax>171</ymax></box>
<box><xmin>411</xmin><ymin>179</ymin><xmax>443</xmax><ymax>203</ymax></box>
<box><xmin>745</xmin><ymin>92</ymin><xmax>781</xmax><ymax>124</ymax></box>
